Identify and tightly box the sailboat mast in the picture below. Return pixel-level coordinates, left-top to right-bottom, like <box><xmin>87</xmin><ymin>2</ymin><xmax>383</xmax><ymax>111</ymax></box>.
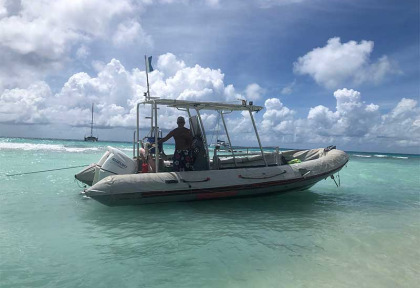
<box><xmin>91</xmin><ymin>103</ymin><xmax>94</xmax><ymax>137</ymax></box>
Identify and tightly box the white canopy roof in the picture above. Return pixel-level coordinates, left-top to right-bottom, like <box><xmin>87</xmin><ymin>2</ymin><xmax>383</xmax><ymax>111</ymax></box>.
<box><xmin>141</xmin><ymin>98</ymin><xmax>263</xmax><ymax>112</ymax></box>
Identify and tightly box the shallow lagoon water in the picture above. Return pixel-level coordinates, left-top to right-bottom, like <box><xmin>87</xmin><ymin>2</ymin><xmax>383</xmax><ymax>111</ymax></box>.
<box><xmin>0</xmin><ymin>138</ymin><xmax>419</xmax><ymax>287</ymax></box>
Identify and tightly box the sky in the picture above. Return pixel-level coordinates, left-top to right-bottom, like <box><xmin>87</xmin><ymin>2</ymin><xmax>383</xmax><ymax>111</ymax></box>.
<box><xmin>0</xmin><ymin>0</ymin><xmax>419</xmax><ymax>154</ymax></box>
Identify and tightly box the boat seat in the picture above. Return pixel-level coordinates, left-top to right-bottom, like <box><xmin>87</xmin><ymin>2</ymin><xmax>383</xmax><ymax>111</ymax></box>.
<box><xmin>281</xmin><ymin>148</ymin><xmax>324</xmax><ymax>162</ymax></box>
<box><xmin>216</xmin><ymin>152</ymin><xmax>281</xmax><ymax>169</ymax></box>
<box><xmin>189</xmin><ymin>116</ymin><xmax>209</xmax><ymax>171</ymax></box>
<box><xmin>189</xmin><ymin>115</ymin><xmax>202</xmax><ymax>138</ymax></box>
<box><xmin>191</xmin><ymin>136</ymin><xmax>208</xmax><ymax>170</ymax></box>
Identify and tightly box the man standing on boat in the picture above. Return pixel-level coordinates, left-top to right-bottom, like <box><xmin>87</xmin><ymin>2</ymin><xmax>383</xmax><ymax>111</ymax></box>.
<box><xmin>158</xmin><ymin>116</ymin><xmax>193</xmax><ymax>171</ymax></box>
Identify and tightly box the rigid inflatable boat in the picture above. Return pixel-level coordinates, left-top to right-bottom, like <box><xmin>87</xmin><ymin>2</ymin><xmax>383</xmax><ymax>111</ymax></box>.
<box><xmin>75</xmin><ymin>98</ymin><xmax>348</xmax><ymax>206</ymax></box>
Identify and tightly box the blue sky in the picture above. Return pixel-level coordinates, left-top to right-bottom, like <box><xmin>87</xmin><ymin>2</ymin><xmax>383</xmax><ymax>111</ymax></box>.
<box><xmin>0</xmin><ymin>0</ymin><xmax>418</xmax><ymax>153</ymax></box>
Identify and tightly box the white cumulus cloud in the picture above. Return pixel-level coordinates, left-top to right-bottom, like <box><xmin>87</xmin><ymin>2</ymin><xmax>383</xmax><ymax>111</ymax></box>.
<box><xmin>0</xmin><ymin>51</ymin><xmax>418</xmax><ymax>152</ymax></box>
<box><xmin>112</xmin><ymin>20</ymin><xmax>152</xmax><ymax>47</ymax></box>
<box><xmin>374</xmin><ymin>98</ymin><xmax>420</xmax><ymax>147</ymax></box>
<box><xmin>0</xmin><ymin>81</ymin><xmax>52</xmax><ymax>124</ymax></box>
<box><xmin>157</xmin><ymin>53</ymin><xmax>186</xmax><ymax>78</ymax></box>
<box><xmin>261</xmin><ymin>98</ymin><xmax>295</xmax><ymax>136</ymax></box>
<box><xmin>293</xmin><ymin>37</ymin><xmax>398</xmax><ymax>89</ymax></box>
<box><xmin>0</xmin><ymin>0</ymin><xmax>145</xmax><ymax>91</ymax></box>
<box><xmin>0</xmin><ymin>53</ymin><xmax>246</xmax><ymax>131</ymax></box>
<box><xmin>258</xmin><ymin>88</ymin><xmax>419</xmax><ymax>151</ymax></box>
<box><xmin>245</xmin><ymin>83</ymin><xmax>265</xmax><ymax>101</ymax></box>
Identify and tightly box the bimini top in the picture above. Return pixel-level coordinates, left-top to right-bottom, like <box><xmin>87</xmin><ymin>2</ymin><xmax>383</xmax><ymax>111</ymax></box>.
<box><xmin>140</xmin><ymin>98</ymin><xmax>263</xmax><ymax>112</ymax></box>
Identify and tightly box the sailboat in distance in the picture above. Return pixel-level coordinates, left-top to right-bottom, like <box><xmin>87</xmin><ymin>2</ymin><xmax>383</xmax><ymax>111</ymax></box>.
<box><xmin>84</xmin><ymin>103</ymin><xmax>98</xmax><ymax>142</ymax></box>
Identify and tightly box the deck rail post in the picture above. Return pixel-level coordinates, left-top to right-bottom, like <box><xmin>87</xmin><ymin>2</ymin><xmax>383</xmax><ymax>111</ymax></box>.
<box><xmin>248</xmin><ymin>108</ymin><xmax>267</xmax><ymax>167</ymax></box>
<box><xmin>133</xmin><ymin>131</ymin><xmax>136</xmax><ymax>159</ymax></box>
<box><xmin>220</xmin><ymin>111</ymin><xmax>237</xmax><ymax>167</ymax></box>
<box><xmin>153</xmin><ymin>101</ymin><xmax>159</xmax><ymax>173</ymax></box>
<box><xmin>195</xmin><ymin>109</ymin><xmax>210</xmax><ymax>169</ymax></box>
<box><xmin>136</xmin><ymin>103</ymin><xmax>140</xmax><ymax>160</ymax></box>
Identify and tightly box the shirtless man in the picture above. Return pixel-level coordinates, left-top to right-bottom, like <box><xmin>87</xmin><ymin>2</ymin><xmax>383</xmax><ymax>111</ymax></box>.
<box><xmin>158</xmin><ymin>116</ymin><xmax>193</xmax><ymax>171</ymax></box>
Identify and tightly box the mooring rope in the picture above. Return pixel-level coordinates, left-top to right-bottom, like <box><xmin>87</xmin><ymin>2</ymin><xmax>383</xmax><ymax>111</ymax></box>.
<box><xmin>6</xmin><ymin>164</ymin><xmax>90</xmax><ymax>177</ymax></box>
<box><xmin>330</xmin><ymin>174</ymin><xmax>339</xmax><ymax>187</ymax></box>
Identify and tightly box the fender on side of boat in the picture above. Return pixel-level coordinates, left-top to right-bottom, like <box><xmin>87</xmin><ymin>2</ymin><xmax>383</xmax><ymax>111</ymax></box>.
<box><xmin>75</xmin><ymin>163</ymin><xmax>96</xmax><ymax>186</ymax></box>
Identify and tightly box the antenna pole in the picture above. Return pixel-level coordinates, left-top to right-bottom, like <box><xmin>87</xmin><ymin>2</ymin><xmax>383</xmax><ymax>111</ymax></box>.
<box><xmin>145</xmin><ymin>55</ymin><xmax>153</xmax><ymax>135</ymax></box>
<box><xmin>145</xmin><ymin>55</ymin><xmax>150</xmax><ymax>101</ymax></box>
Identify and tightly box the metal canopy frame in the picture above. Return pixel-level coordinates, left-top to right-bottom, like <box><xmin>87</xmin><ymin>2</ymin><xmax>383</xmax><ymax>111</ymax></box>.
<box><xmin>136</xmin><ymin>99</ymin><xmax>267</xmax><ymax>172</ymax></box>
<box><xmin>141</xmin><ymin>99</ymin><xmax>263</xmax><ymax>112</ymax></box>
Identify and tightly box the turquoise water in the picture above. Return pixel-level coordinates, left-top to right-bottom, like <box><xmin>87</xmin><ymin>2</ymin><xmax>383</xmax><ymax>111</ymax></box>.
<box><xmin>0</xmin><ymin>138</ymin><xmax>419</xmax><ymax>287</ymax></box>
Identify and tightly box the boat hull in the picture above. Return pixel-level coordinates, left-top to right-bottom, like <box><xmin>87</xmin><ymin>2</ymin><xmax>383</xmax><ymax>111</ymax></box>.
<box><xmin>88</xmin><ymin>176</ymin><xmax>320</xmax><ymax>206</ymax></box>
<box><xmin>84</xmin><ymin>149</ymin><xmax>348</xmax><ymax>206</ymax></box>
<box><xmin>84</xmin><ymin>136</ymin><xmax>98</xmax><ymax>142</ymax></box>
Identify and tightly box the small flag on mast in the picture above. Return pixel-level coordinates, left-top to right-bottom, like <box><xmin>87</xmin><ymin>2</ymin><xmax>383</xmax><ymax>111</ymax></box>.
<box><xmin>146</xmin><ymin>56</ymin><xmax>154</xmax><ymax>73</ymax></box>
